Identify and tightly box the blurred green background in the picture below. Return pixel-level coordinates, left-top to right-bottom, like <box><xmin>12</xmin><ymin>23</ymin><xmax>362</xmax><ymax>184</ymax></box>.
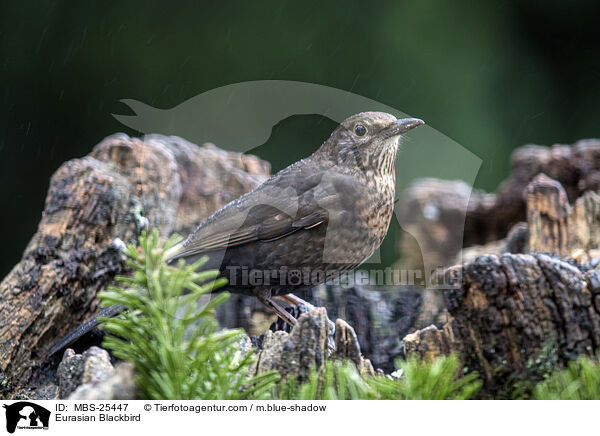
<box><xmin>1</xmin><ymin>0</ymin><xmax>599</xmax><ymax>278</ymax></box>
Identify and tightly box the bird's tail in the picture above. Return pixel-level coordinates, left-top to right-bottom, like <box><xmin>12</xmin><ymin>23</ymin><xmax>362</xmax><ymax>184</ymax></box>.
<box><xmin>164</xmin><ymin>243</ymin><xmax>184</xmax><ymax>264</ymax></box>
<box><xmin>47</xmin><ymin>304</ymin><xmax>125</xmax><ymax>358</ymax></box>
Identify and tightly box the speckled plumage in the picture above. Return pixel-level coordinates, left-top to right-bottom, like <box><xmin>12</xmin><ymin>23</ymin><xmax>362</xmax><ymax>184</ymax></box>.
<box><xmin>168</xmin><ymin>112</ymin><xmax>424</xmax><ymax>301</ymax></box>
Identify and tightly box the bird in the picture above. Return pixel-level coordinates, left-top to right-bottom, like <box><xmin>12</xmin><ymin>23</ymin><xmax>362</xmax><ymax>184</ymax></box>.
<box><xmin>164</xmin><ymin>111</ymin><xmax>424</xmax><ymax>325</ymax></box>
<box><xmin>48</xmin><ymin>112</ymin><xmax>423</xmax><ymax>355</ymax></box>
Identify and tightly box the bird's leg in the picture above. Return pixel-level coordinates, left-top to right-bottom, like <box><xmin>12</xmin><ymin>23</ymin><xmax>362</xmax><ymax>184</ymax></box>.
<box><xmin>277</xmin><ymin>293</ymin><xmax>315</xmax><ymax>310</ymax></box>
<box><xmin>256</xmin><ymin>291</ymin><xmax>297</xmax><ymax>327</ymax></box>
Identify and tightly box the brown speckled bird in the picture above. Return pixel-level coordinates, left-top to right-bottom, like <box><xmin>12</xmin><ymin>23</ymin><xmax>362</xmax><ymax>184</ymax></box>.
<box><xmin>49</xmin><ymin>112</ymin><xmax>423</xmax><ymax>356</ymax></box>
<box><xmin>166</xmin><ymin>111</ymin><xmax>424</xmax><ymax>325</ymax></box>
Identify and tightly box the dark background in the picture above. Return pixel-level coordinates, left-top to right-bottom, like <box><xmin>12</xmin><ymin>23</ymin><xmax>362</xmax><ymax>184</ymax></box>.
<box><xmin>1</xmin><ymin>0</ymin><xmax>599</xmax><ymax>278</ymax></box>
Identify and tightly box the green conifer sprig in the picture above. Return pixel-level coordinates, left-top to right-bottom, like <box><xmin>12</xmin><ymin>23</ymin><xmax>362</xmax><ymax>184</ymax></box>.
<box><xmin>534</xmin><ymin>354</ymin><xmax>600</xmax><ymax>400</ymax></box>
<box><xmin>98</xmin><ymin>229</ymin><xmax>279</xmax><ymax>400</ymax></box>
<box><xmin>276</xmin><ymin>355</ymin><xmax>482</xmax><ymax>400</ymax></box>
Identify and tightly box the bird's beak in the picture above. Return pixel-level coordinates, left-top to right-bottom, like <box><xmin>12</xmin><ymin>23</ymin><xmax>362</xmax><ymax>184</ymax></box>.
<box><xmin>384</xmin><ymin>117</ymin><xmax>424</xmax><ymax>137</ymax></box>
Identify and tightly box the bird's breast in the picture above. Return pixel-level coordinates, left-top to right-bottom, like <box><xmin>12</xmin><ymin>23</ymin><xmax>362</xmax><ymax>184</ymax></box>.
<box><xmin>328</xmin><ymin>170</ymin><xmax>395</xmax><ymax>263</ymax></box>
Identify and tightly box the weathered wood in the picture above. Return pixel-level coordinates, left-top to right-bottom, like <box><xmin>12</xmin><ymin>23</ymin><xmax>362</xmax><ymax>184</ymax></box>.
<box><xmin>460</xmin><ymin>222</ymin><xmax>529</xmax><ymax>264</ymax></box>
<box><xmin>333</xmin><ymin>318</ymin><xmax>375</xmax><ymax>376</ymax></box>
<box><xmin>526</xmin><ymin>173</ymin><xmax>570</xmax><ymax>255</ymax></box>
<box><xmin>403</xmin><ymin>253</ymin><xmax>600</xmax><ymax>396</ymax></box>
<box><xmin>400</xmin><ymin>162</ymin><xmax>600</xmax><ymax>395</ymax></box>
<box><xmin>0</xmin><ymin>134</ymin><xmax>269</xmax><ymax>383</ymax></box>
<box><xmin>397</xmin><ymin>178</ymin><xmax>476</xmax><ymax>273</ymax></box>
<box><xmin>254</xmin><ymin>308</ymin><xmax>374</xmax><ymax>381</ymax></box>
<box><xmin>525</xmin><ymin>173</ymin><xmax>600</xmax><ymax>261</ymax></box>
<box><xmin>402</xmin><ymin>323</ymin><xmax>457</xmax><ymax>361</ymax></box>
<box><xmin>303</xmin><ymin>284</ymin><xmax>425</xmax><ymax>372</ymax></box>
<box><xmin>466</xmin><ymin>139</ymin><xmax>600</xmax><ymax>245</ymax></box>
<box><xmin>568</xmin><ymin>191</ymin><xmax>600</xmax><ymax>260</ymax></box>
<box><xmin>398</xmin><ymin>139</ymin><xmax>600</xmax><ymax>268</ymax></box>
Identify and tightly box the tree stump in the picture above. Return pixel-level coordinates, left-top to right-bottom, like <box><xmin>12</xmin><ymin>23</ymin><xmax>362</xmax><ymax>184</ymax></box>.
<box><xmin>526</xmin><ymin>173</ymin><xmax>570</xmax><ymax>255</ymax></box>
<box><xmin>526</xmin><ymin>173</ymin><xmax>600</xmax><ymax>261</ymax></box>
<box><xmin>404</xmin><ymin>253</ymin><xmax>600</xmax><ymax>396</ymax></box>
<box><xmin>403</xmin><ymin>173</ymin><xmax>600</xmax><ymax>395</ymax></box>
<box><xmin>0</xmin><ymin>134</ymin><xmax>269</xmax><ymax>384</ymax></box>
<box><xmin>398</xmin><ymin>139</ymin><xmax>600</xmax><ymax>266</ymax></box>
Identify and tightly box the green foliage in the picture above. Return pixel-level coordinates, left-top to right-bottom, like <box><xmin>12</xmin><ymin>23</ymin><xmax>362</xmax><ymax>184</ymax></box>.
<box><xmin>533</xmin><ymin>355</ymin><xmax>600</xmax><ymax>400</ymax></box>
<box><xmin>367</xmin><ymin>355</ymin><xmax>482</xmax><ymax>400</ymax></box>
<box><xmin>510</xmin><ymin>343</ymin><xmax>560</xmax><ymax>399</ymax></box>
<box><xmin>98</xmin><ymin>229</ymin><xmax>279</xmax><ymax>400</ymax></box>
<box><xmin>276</xmin><ymin>355</ymin><xmax>481</xmax><ymax>400</ymax></box>
<box><xmin>276</xmin><ymin>361</ymin><xmax>377</xmax><ymax>400</ymax></box>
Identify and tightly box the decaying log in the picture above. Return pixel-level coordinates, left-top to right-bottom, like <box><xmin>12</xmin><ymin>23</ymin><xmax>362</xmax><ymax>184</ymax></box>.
<box><xmin>6</xmin><ymin>129</ymin><xmax>600</xmax><ymax>397</ymax></box>
<box><xmin>220</xmin><ymin>282</ymin><xmax>427</xmax><ymax>373</ymax></box>
<box><xmin>254</xmin><ymin>308</ymin><xmax>374</xmax><ymax>381</ymax></box>
<box><xmin>304</xmin><ymin>284</ymin><xmax>425</xmax><ymax>371</ymax></box>
<box><xmin>460</xmin><ymin>222</ymin><xmax>529</xmax><ymax>264</ymax></box>
<box><xmin>0</xmin><ymin>134</ymin><xmax>269</xmax><ymax>383</ymax></box>
<box><xmin>570</xmin><ymin>191</ymin><xmax>600</xmax><ymax>258</ymax></box>
<box><xmin>401</xmin><ymin>162</ymin><xmax>600</xmax><ymax>395</ymax></box>
<box><xmin>397</xmin><ymin>178</ymin><xmax>481</xmax><ymax>273</ymax></box>
<box><xmin>403</xmin><ymin>253</ymin><xmax>600</xmax><ymax>395</ymax></box>
<box><xmin>402</xmin><ymin>324</ymin><xmax>457</xmax><ymax>361</ymax></box>
<box><xmin>461</xmin><ymin>172</ymin><xmax>600</xmax><ymax>265</ymax></box>
<box><xmin>398</xmin><ymin>139</ymin><xmax>600</xmax><ymax>269</ymax></box>
<box><xmin>467</xmin><ymin>139</ymin><xmax>600</xmax><ymax>245</ymax></box>
<box><xmin>526</xmin><ymin>173</ymin><xmax>570</xmax><ymax>255</ymax></box>
<box><xmin>526</xmin><ymin>173</ymin><xmax>600</xmax><ymax>261</ymax></box>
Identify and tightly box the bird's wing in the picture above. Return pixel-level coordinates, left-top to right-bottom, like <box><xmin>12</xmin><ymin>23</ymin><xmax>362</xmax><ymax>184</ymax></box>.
<box><xmin>172</xmin><ymin>205</ymin><xmax>328</xmax><ymax>259</ymax></box>
<box><xmin>168</xmin><ymin>160</ymin><xmax>353</xmax><ymax>261</ymax></box>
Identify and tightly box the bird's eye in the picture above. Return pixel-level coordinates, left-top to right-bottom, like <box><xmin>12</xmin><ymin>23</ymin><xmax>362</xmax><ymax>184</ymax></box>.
<box><xmin>354</xmin><ymin>124</ymin><xmax>367</xmax><ymax>136</ymax></box>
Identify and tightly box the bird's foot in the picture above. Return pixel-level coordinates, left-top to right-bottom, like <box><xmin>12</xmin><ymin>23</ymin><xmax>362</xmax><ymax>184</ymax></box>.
<box><xmin>275</xmin><ymin>293</ymin><xmax>315</xmax><ymax>311</ymax></box>
<box><xmin>256</xmin><ymin>293</ymin><xmax>297</xmax><ymax>327</ymax></box>
<box><xmin>275</xmin><ymin>294</ymin><xmax>336</xmax><ymax>351</ymax></box>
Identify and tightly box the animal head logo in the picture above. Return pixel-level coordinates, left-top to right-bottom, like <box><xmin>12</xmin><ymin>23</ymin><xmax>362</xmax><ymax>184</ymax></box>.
<box><xmin>3</xmin><ymin>402</ymin><xmax>50</xmax><ymax>433</ymax></box>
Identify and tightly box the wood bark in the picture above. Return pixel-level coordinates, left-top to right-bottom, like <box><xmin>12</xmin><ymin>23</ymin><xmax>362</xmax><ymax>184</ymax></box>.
<box><xmin>254</xmin><ymin>308</ymin><xmax>374</xmax><ymax>382</ymax></box>
<box><xmin>398</xmin><ymin>139</ymin><xmax>600</xmax><ymax>268</ymax></box>
<box><xmin>0</xmin><ymin>134</ymin><xmax>269</xmax><ymax>383</ymax></box>
<box><xmin>404</xmin><ymin>253</ymin><xmax>600</xmax><ymax>395</ymax></box>
<box><xmin>466</xmin><ymin>139</ymin><xmax>600</xmax><ymax>245</ymax></box>
<box><xmin>403</xmin><ymin>174</ymin><xmax>600</xmax><ymax>395</ymax></box>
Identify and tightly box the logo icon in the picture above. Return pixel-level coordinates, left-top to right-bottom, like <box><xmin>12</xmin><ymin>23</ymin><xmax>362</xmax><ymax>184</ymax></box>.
<box><xmin>3</xmin><ymin>402</ymin><xmax>50</xmax><ymax>433</ymax></box>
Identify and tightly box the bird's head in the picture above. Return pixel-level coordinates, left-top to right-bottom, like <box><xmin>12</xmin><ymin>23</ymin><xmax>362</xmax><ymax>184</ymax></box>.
<box><xmin>317</xmin><ymin>111</ymin><xmax>424</xmax><ymax>174</ymax></box>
